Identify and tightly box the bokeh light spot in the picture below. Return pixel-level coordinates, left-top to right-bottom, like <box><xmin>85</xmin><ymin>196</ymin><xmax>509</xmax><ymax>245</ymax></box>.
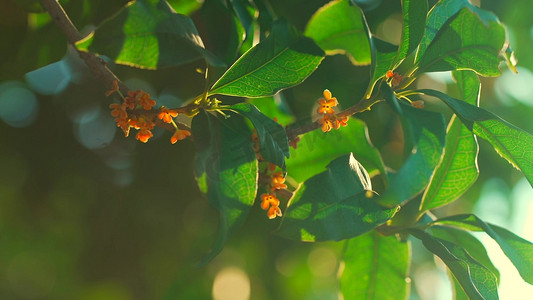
<box><xmin>212</xmin><ymin>267</ymin><xmax>251</xmax><ymax>300</ymax></box>
<box><xmin>0</xmin><ymin>81</ymin><xmax>39</xmax><ymax>128</ymax></box>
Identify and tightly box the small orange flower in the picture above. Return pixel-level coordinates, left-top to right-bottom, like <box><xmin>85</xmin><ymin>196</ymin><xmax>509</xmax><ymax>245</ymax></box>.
<box><xmin>261</xmin><ymin>193</ymin><xmax>280</xmax><ymax>210</ymax></box>
<box><xmin>317</xmin><ymin>89</ymin><xmax>338</xmax><ymax>115</ymax></box>
<box><xmin>386</xmin><ymin>70</ymin><xmax>403</xmax><ymax>86</ymax></box>
<box><xmin>411</xmin><ymin>100</ymin><xmax>424</xmax><ymax>109</ymax></box>
<box><xmin>386</xmin><ymin>70</ymin><xmax>395</xmax><ymax>78</ymax></box>
<box><xmin>124</xmin><ymin>90</ymin><xmax>140</xmax><ymax>109</ymax></box>
<box><xmin>158</xmin><ymin>107</ymin><xmax>179</xmax><ymax>123</ymax></box>
<box><xmin>138</xmin><ymin>91</ymin><xmax>156</xmax><ymax>110</ymax></box>
<box><xmin>335</xmin><ymin>116</ymin><xmax>349</xmax><ymax>128</ymax></box>
<box><xmin>267</xmin><ymin>205</ymin><xmax>282</xmax><ymax>219</ymax></box>
<box><xmin>170</xmin><ymin>129</ymin><xmax>191</xmax><ymax>144</ymax></box>
<box><xmin>109</xmin><ymin>103</ymin><xmax>127</xmax><ymax>120</ymax></box>
<box><xmin>319</xmin><ymin>115</ymin><xmax>334</xmax><ymax>133</ymax></box>
<box><xmin>271</xmin><ymin>171</ymin><xmax>287</xmax><ymax>191</ymax></box>
<box><xmin>105</xmin><ymin>80</ymin><xmax>119</xmax><ymax>97</ymax></box>
<box><xmin>136</xmin><ymin>128</ymin><xmax>153</xmax><ymax>143</ymax></box>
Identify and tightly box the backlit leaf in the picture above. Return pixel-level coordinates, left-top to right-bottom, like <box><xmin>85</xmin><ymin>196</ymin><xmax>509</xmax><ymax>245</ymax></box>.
<box><xmin>341</xmin><ymin>232</ymin><xmax>410</xmax><ymax>300</ymax></box>
<box><xmin>286</xmin><ymin>118</ymin><xmax>386</xmax><ymax>183</ymax></box>
<box><xmin>420</xmin><ymin>89</ymin><xmax>533</xmax><ymax>187</ymax></box>
<box><xmin>410</xmin><ymin>229</ymin><xmax>499</xmax><ymax>300</ymax></box>
<box><xmin>305</xmin><ymin>0</ymin><xmax>371</xmax><ymax>65</ymax></box>
<box><xmin>76</xmin><ymin>0</ymin><xmax>221</xmax><ymax>69</ymax></box>
<box><xmin>420</xmin><ymin>71</ymin><xmax>479</xmax><ymax>212</ymax></box>
<box><xmin>277</xmin><ymin>154</ymin><xmax>397</xmax><ymax>242</ymax></box>
<box><xmin>430</xmin><ymin>214</ymin><xmax>533</xmax><ymax>284</ymax></box>
<box><xmin>417</xmin><ymin>7</ymin><xmax>506</xmax><ymax>76</ymax></box>
<box><xmin>225</xmin><ymin>103</ymin><xmax>290</xmax><ymax>169</ymax></box>
<box><xmin>209</xmin><ymin>19</ymin><xmax>324</xmax><ymax>97</ymax></box>
<box><xmin>192</xmin><ymin>111</ymin><xmax>258</xmax><ymax>264</ymax></box>
<box><xmin>379</xmin><ymin>104</ymin><xmax>446</xmax><ymax>207</ymax></box>
<box><xmin>395</xmin><ymin>0</ymin><xmax>428</xmax><ymax>65</ymax></box>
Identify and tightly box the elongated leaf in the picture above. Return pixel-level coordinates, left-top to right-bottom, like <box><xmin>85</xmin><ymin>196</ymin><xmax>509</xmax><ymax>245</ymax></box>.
<box><xmin>417</xmin><ymin>7</ymin><xmax>506</xmax><ymax>76</ymax></box>
<box><xmin>416</xmin><ymin>0</ymin><xmax>498</xmax><ymax>62</ymax></box>
<box><xmin>287</xmin><ymin>119</ymin><xmax>386</xmax><ymax>183</ymax></box>
<box><xmin>395</xmin><ymin>0</ymin><xmax>428</xmax><ymax>65</ymax></box>
<box><xmin>341</xmin><ymin>232</ymin><xmax>410</xmax><ymax>300</ymax></box>
<box><xmin>192</xmin><ymin>111</ymin><xmax>258</xmax><ymax>264</ymax></box>
<box><xmin>209</xmin><ymin>19</ymin><xmax>324</xmax><ymax>97</ymax></box>
<box><xmin>420</xmin><ymin>71</ymin><xmax>479</xmax><ymax>212</ymax></box>
<box><xmin>430</xmin><ymin>214</ymin><xmax>533</xmax><ymax>284</ymax></box>
<box><xmin>410</xmin><ymin>229</ymin><xmax>499</xmax><ymax>300</ymax></box>
<box><xmin>420</xmin><ymin>89</ymin><xmax>533</xmax><ymax>187</ymax></box>
<box><xmin>429</xmin><ymin>226</ymin><xmax>500</xmax><ymax>282</ymax></box>
<box><xmin>277</xmin><ymin>154</ymin><xmax>397</xmax><ymax>242</ymax></box>
<box><xmin>76</xmin><ymin>0</ymin><xmax>221</xmax><ymax>69</ymax></box>
<box><xmin>225</xmin><ymin>103</ymin><xmax>290</xmax><ymax>169</ymax></box>
<box><xmin>305</xmin><ymin>0</ymin><xmax>370</xmax><ymax>65</ymax></box>
<box><xmin>379</xmin><ymin>104</ymin><xmax>446</xmax><ymax>207</ymax></box>
<box><xmin>367</xmin><ymin>38</ymin><xmax>398</xmax><ymax>98</ymax></box>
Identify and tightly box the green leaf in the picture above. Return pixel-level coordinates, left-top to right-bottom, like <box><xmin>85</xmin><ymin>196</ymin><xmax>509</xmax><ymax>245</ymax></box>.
<box><xmin>192</xmin><ymin>111</ymin><xmax>258</xmax><ymax>264</ymax></box>
<box><xmin>420</xmin><ymin>71</ymin><xmax>479</xmax><ymax>212</ymax></box>
<box><xmin>410</xmin><ymin>229</ymin><xmax>499</xmax><ymax>300</ymax></box>
<box><xmin>429</xmin><ymin>226</ymin><xmax>500</xmax><ymax>283</ymax></box>
<box><xmin>430</xmin><ymin>214</ymin><xmax>533</xmax><ymax>284</ymax></box>
<box><xmin>286</xmin><ymin>119</ymin><xmax>386</xmax><ymax>183</ymax></box>
<box><xmin>416</xmin><ymin>7</ymin><xmax>506</xmax><ymax>76</ymax></box>
<box><xmin>379</xmin><ymin>104</ymin><xmax>446</xmax><ymax>207</ymax></box>
<box><xmin>420</xmin><ymin>89</ymin><xmax>533</xmax><ymax>187</ymax></box>
<box><xmin>305</xmin><ymin>0</ymin><xmax>371</xmax><ymax>65</ymax></box>
<box><xmin>367</xmin><ymin>38</ymin><xmax>398</xmax><ymax>97</ymax></box>
<box><xmin>395</xmin><ymin>0</ymin><xmax>428</xmax><ymax>65</ymax></box>
<box><xmin>416</xmin><ymin>0</ymin><xmax>498</xmax><ymax>62</ymax></box>
<box><xmin>340</xmin><ymin>232</ymin><xmax>410</xmax><ymax>300</ymax></box>
<box><xmin>247</xmin><ymin>97</ymin><xmax>295</xmax><ymax>126</ymax></box>
<box><xmin>76</xmin><ymin>0</ymin><xmax>221</xmax><ymax>69</ymax></box>
<box><xmin>277</xmin><ymin>154</ymin><xmax>397</xmax><ymax>242</ymax></box>
<box><xmin>208</xmin><ymin>19</ymin><xmax>324</xmax><ymax>97</ymax></box>
<box><xmin>225</xmin><ymin>103</ymin><xmax>290</xmax><ymax>169</ymax></box>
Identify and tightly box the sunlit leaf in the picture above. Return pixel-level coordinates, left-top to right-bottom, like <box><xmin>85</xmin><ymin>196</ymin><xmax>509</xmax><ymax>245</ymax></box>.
<box><xmin>225</xmin><ymin>103</ymin><xmax>290</xmax><ymax>169</ymax></box>
<box><xmin>192</xmin><ymin>111</ymin><xmax>258</xmax><ymax>264</ymax></box>
<box><xmin>395</xmin><ymin>0</ymin><xmax>427</xmax><ymax>65</ymax></box>
<box><xmin>416</xmin><ymin>7</ymin><xmax>506</xmax><ymax>76</ymax></box>
<box><xmin>209</xmin><ymin>19</ymin><xmax>324</xmax><ymax>97</ymax></box>
<box><xmin>341</xmin><ymin>232</ymin><xmax>410</xmax><ymax>300</ymax></box>
<box><xmin>420</xmin><ymin>89</ymin><xmax>533</xmax><ymax>187</ymax></box>
<box><xmin>367</xmin><ymin>38</ymin><xmax>398</xmax><ymax>97</ymax></box>
<box><xmin>420</xmin><ymin>71</ymin><xmax>479</xmax><ymax>212</ymax></box>
<box><xmin>410</xmin><ymin>229</ymin><xmax>499</xmax><ymax>300</ymax></box>
<box><xmin>416</xmin><ymin>0</ymin><xmax>499</xmax><ymax>62</ymax></box>
<box><xmin>277</xmin><ymin>154</ymin><xmax>397</xmax><ymax>242</ymax></box>
<box><xmin>429</xmin><ymin>225</ymin><xmax>500</xmax><ymax>283</ymax></box>
<box><xmin>287</xmin><ymin>119</ymin><xmax>386</xmax><ymax>183</ymax></box>
<box><xmin>379</xmin><ymin>104</ymin><xmax>446</xmax><ymax>207</ymax></box>
<box><xmin>430</xmin><ymin>214</ymin><xmax>533</xmax><ymax>284</ymax></box>
<box><xmin>305</xmin><ymin>0</ymin><xmax>371</xmax><ymax>65</ymax></box>
<box><xmin>76</xmin><ymin>0</ymin><xmax>221</xmax><ymax>69</ymax></box>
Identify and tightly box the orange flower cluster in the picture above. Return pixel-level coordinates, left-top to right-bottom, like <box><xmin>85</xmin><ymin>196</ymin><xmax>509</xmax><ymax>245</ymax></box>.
<box><xmin>259</xmin><ymin>164</ymin><xmax>288</xmax><ymax>219</ymax></box>
<box><xmin>261</xmin><ymin>193</ymin><xmax>282</xmax><ymax>219</ymax></box>
<box><xmin>108</xmin><ymin>86</ymin><xmax>190</xmax><ymax>144</ymax></box>
<box><xmin>317</xmin><ymin>89</ymin><xmax>349</xmax><ymax>133</ymax></box>
<box><xmin>386</xmin><ymin>70</ymin><xmax>403</xmax><ymax>87</ymax></box>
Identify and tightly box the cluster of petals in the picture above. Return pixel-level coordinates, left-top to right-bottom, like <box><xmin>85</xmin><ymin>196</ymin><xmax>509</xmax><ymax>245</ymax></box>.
<box><xmin>261</xmin><ymin>193</ymin><xmax>282</xmax><ymax>219</ymax></box>
<box><xmin>158</xmin><ymin>107</ymin><xmax>179</xmax><ymax>123</ymax></box>
<box><xmin>316</xmin><ymin>89</ymin><xmax>349</xmax><ymax>132</ymax></box>
<box><xmin>171</xmin><ymin>129</ymin><xmax>191</xmax><ymax>144</ymax></box>
<box><xmin>271</xmin><ymin>171</ymin><xmax>287</xmax><ymax>191</ymax></box>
